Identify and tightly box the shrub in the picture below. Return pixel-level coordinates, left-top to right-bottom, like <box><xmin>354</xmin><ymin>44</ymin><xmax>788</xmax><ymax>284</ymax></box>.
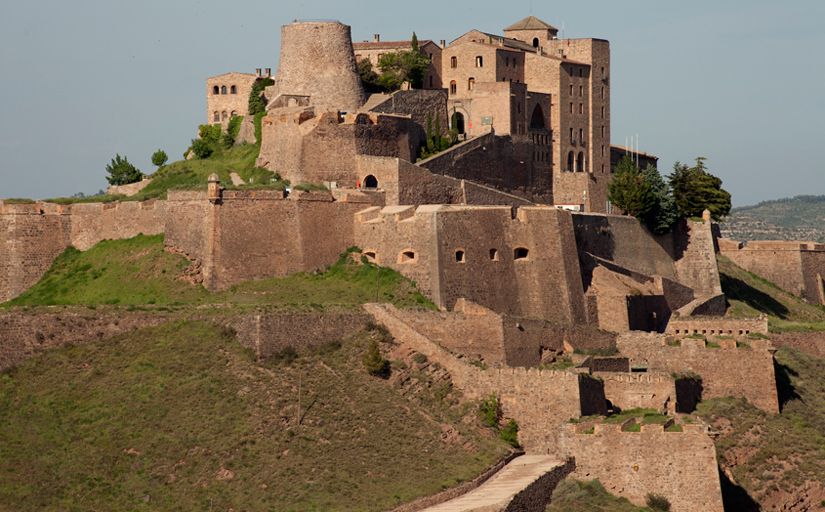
<box><xmin>190</xmin><ymin>139</ymin><xmax>213</xmax><ymax>159</ymax></box>
<box><xmin>499</xmin><ymin>419</ymin><xmax>520</xmax><ymax>448</ymax></box>
<box><xmin>646</xmin><ymin>493</ymin><xmax>671</xmax><ymax>511</ymax></box>
<box><xmin>363</xmin><ymin>339</ymin><xmax>390</xmax><ymax>378</ymax></box>
<box><xmin>479</xmin><ymin>394</ymin><xmax>500</xmax><ymax>428</ymax></box>
<box><xmin>105</xmin><ymin>154</ymin><xmax>143</xmax><ymax>186</ymax></box>
<box><xmin>151</xmin><ymin>149</ymin><xmax>168</xmax><ymax>168</ymax></box>
<box><xmin>248</xmin><ymin>77</ymin><xmax>275</xmax><ymax>116</ymax></box>
<box><xmin>227</xmin><ymin>115</ymin><xmax>244</xmax><ymax>139</ymax></box>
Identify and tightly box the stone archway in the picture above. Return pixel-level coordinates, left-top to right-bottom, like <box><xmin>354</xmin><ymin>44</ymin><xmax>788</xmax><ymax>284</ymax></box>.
<box><xmin>364</xmin><ymin>175</ymin><xmax>378</xmax><ymax>189</ymax></box>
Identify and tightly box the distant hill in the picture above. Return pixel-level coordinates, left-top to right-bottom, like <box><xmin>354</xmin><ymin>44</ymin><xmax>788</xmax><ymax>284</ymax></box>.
<box><xmin>720</xmin><ymin>195</ymin><xmax>825</xmax><ymax>243</ymax></box>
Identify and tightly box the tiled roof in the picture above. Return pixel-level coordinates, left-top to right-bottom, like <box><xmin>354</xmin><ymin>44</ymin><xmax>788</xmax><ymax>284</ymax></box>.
<box><xmin>353</xmin><ymin>40</ymin><xmax>434</xmax><ymax>50</ymax></box>
<box><xmin>505</xmin><ymin>16</ymin><xmax>557</xmax><ymax>32</ymax></box>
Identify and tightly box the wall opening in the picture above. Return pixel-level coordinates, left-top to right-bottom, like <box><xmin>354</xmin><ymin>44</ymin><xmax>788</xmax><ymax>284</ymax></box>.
<box><xmin>567</xmin><ymin>151</ymin><xmax>575</xmax><ymax>172</ymax></box>
<box><xmin>449</xmin><ymin>80</ymin><xmax>457</xmax><ymax>95</ymax></box>
<box><xmin>490</xmin><ymin>248</ymin><xmax>499</xmax><ymax>261</ymax></box>
<box><xmin>364</xmin><ymin>251</ymin><xmax>377</xmax><ymax>262</ymax></box>
<box><xmin>213</xmin><ymin>111</ymin><xmax>220</xmax><ymax>122</ymax></box>
<box><xmin>532</xmin><ymin>37</ymin><xmax>539</xmax><ymax>48</ymax></box>
<box><xmin>220</xmin><ymin>85</ymin><xmax>227</xmax><ymax>94</ymax></box>
<box><xmin>450</xmin><ymin>56</ymin><xmax>457</xmax><ymax>68</ymax></box>
<box><xmin>221</xmin><ymin>111</ymin><xmax>228</xmax><ymax>121</ymax></box>
<box><xmin>451</xmin><ymin>112</ymin><xmax>465</xmax><ymax>134</ymax></box>
<box><xmin>577</xmin><ymin>152</ymin><xmax>585</xmax><ymax>172</ymax></box>
<box><xmin>212</xmin><ymin>85</ymin><xmax>219</xmax><ymax>95</ymax></box>
<box><xmin>363</xmin><ymin>175</ymin><xmax>379</xmax><ymax>189</ymax></box>
<box><xmin>455</xmin><ymin>250</ymin><xmax>465</xmax><ymax>263</ymax></box>
<box><xmin>514</xmin><ymin>247</ymin><xmax>529</xmax><ymax>260</ymax></box>
<box><xmin>230</xmin><ymin>85</ymin><xmax>237</xmax><ymax>94</ymax></box>
<box><xmin>468</xmin><ymin>77</ymin><xmax>475</xmax><ymax>91</ymax></box>
<box><xmin>529</xmin><ymin>104</ymin><xmax>546</xmax><ymax>130</ymax></box>
<box><xmin>475</xmin><ymin>56</ymin><xmax>483</xmax><ymax>67</ymax></box>
<box><xmin>399</xmin><ymin>250</ymin><xmax>416</xmax><ymax>263</ymax></box>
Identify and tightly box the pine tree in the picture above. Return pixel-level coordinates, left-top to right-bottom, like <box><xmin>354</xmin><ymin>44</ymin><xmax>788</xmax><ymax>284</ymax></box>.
<box><xmin>669</xmin><ymin>157</ymin><xmax>731</xmax><ymax>221</ymax></box>
<box><xmin>608</xmin><ymin>156</ymin><xmax>655</xmax><ymax>219</ymax></box>
<box><xmin>105</xmin><ymin>154</ymin><xmax>143</xmax><ymax>186</ymax></box>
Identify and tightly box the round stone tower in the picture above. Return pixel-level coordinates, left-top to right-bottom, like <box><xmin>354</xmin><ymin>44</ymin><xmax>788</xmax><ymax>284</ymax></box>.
<box><xmin>274</xmin><ymin>21</ymin><xmax>366</xmax><ymax>112</ymax></box>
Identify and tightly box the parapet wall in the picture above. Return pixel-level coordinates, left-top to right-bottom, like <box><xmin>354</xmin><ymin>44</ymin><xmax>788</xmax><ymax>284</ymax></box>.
<box><xmin>617</xmin><ymin>333</ymin><xmax>778</xmax><ymax>413</ymax></box>
<box><xmin>559</xmin><ymin>423</ymin><xmax>724</xmax><ymax>512</ymax></box>
<box><xmin>596</xmin><ymin>372</ymin><xmax>675</xmax><ymax>413</ymax></box>
<box><xmin>666</xmin><ymin>315</ymin><xmax>769</xmax><ymax>337</ymax></box>
<box><xmin>719</xmin><ymin>238</ymin><xmax>825</xmax><ymax>305</ymax></box>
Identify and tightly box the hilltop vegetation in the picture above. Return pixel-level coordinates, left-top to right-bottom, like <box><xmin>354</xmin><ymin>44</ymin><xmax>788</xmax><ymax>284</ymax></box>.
<box><xmin>0</xmin><ymin>321</ymin><xmax>509</xmax><ymax>511</ymax></box>
<box><xmin>546</xmin><ymin>479</ymin><xmax>652</xmax><ymax>511</ymax></box>
<box><xmin>721</xmin><ymin>195</ymin><xmax>825</xmax><ymax>243</ymax></box>
<box><xmin>3</xmin><ymin>235</ymin><xmax>434</xmax><ymax>310</ymax></box>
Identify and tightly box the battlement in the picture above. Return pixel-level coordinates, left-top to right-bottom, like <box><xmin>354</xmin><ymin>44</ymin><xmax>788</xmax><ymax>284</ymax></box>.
<box><xmin>667</xmin><ymin>315</ymin><xmax>769</xmax><ymax>337</ymax></box>
<box><xmin>596</xmin><ymin>372</ymin><xmax>672</xmax><ymax>384</ymax></box>
<box><xmin>720</xmin><ymin>238</ymin><xmax>825</xmax><ymax>252</ymax></box>
<box><xmin>0</xmin><ymin>201</ymin><xmax>70</xmax><ymax>216</ymax></box>
<box><xmin>564</xmin><ymin>422</ymin><xmax>708</xmax><ymax>435</ymax></box>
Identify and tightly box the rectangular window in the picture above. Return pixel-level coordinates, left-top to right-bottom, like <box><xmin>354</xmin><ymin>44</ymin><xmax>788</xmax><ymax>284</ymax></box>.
<box><xmin>601</xmin><ymin>66</ymin><xmax>605</xmax><ymax>77</ymax></box>
<box><xmin>579</xmin><ymin>85</ymin><xmax>583</xmax><ymax>96</ymax></box>
<box><xmin>601</xmin><ymin>106</ymin><xmax>605</xmax><ymax>118</ymax></box>
<box><xmin>569</xmin><ymin>128</ymin><xmax>574</xmax><ymax>142</ymax></box>
<box><xmin>570</xmin><ymin>84</ymin><xmax>574</xmax><ymax>95</ymax></box>
<box><xmin>569</xmin><ymin>102</ymin><xmax>573</xmax><ymax>113</ymax></box>
<box><xmin>579</xmin><ymin>128</ymin><xmax>584</xmax><ymax>141</ymax></box>
<box><xmin>600</xmin><ymin>126</ymin><xmax>605</xmax><ymax>137</ymax></box>
<box><xmin>579</xmin><ymin>103</ymin><xmax>583</xmax><ymax>114</ymax></box>
<box><xmin>601</xmin><ymin>87</ymin><xmax>605</xmax><ymax>99</ymax></box>
<box><xmin>601</xmin><ymin>145</ymin><xmax>605</xmax><ymax>156</ymax></box>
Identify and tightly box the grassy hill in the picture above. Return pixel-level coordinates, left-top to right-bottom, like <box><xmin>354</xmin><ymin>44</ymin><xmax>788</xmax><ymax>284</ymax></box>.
<box><xmin>546</xmin><ymin>480</ymin><xmax>652</xmax><ymax>511</ymax></box>
<box><xmin>717</xmin><ymin>255</ymin><xmax>825</xmax><ymax>332</ymax></box>
<box><xmin>0</xmin><ymin>321</ymin><xmax>509</xmax><ymax>511</ymax></box>
<box><xmin>721</xmin><ymin>195</ymin><xmax>825</xmax><ymax>243</ymax></box>
<box><xmin>3</xmin><ymin>235</ymin><xmax>434</xmax><ymax>310</ymax></box>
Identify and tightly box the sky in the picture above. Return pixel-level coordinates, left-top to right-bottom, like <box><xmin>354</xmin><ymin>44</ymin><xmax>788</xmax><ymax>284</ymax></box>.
<box><xmin>0</xmin><ymin>0</ymin><xmax>822</xmax><ymax>206</ymax></box>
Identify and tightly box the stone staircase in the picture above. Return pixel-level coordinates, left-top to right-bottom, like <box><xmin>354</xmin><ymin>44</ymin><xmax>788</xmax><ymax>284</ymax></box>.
<box><xmin>419</xmin><ymin>456</ymin><xmax>572</xmax><ymax>512</ymax></box>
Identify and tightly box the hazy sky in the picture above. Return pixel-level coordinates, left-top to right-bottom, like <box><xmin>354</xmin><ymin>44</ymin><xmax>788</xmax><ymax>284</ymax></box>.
<box><xmin>1</xmin><ymin>0</ymin><xmax>822</xmax><ymax>206</ymax></box>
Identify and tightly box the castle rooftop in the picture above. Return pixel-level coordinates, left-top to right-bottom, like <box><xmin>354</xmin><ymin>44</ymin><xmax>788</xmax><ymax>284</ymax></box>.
<box><xmin>505</xmin><ymin>15</ymin><xmax>558</xmax><ymax>32</ymax></box>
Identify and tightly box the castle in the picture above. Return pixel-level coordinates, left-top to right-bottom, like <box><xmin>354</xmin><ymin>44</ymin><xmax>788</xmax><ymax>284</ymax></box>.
<box><xmin>2</xmin><ymin>16</ymin><xmax>819</xmax><ymax>512</ymax></box>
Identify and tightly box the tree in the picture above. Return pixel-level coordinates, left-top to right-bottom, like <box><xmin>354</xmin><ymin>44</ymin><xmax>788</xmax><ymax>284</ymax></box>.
<box><xmin>669</xmin><ymin>157</ymin><xmax>732</xmax><ymax>221</ymax></box>
<box><xmin>375</xmin><ymin>33</ymin><xmax>430</xmax><ymax>90</ymax></box>
<box><xmin>247</xmin><ymin>77</ymin><xmax>275</xmax><ymax>116</ymax></box>
<box><xmin>105</xmin><ymin>154</ymin><xmax>142</xmax><ymax>186</ymax></box>
<box><xmin>358</xmin><ymin>58</ymin><xmax>382</xmax><ymax>94</ymax></box>
<box><xmin>641</xmin><ymin>164</ymin><xmax>679</xmax><ymax>234</ymax></box>
<box><xmin>363</xmin><ymin>339</ymin><xmax>390</xmax><ymax>378</ymax></box>
<box><xmin>151</xmin><ymin>149</ymin><xmax>168</xmax><ymax>169</ymax></box>
<box><xmin>608</xmin><ymin>155</ymin><xmax>655</xmax><ymax>219</ymax></box>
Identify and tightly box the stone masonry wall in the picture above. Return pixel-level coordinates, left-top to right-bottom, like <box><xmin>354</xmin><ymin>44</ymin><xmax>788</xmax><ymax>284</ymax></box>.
<box><xmin>617</xmin><ymin>333</ymin><xmax>778</xmax><ymax>413</ymax></box>
<box><xmin>365</xmin><ymin>304</ymin><xmax>606</xmax><ymax>453</ymax></box>
<box><xmin>559</xmin><ymin>423</ymin><xmax>724</xmax><ymax>512</ymax></box>
<box><xmin>596</xmin><ymin>372</ymin><xmax>675</xmax><ymax>413</ymax></box>
<box><xmin>666</xmin><ymin>315</ymin><xmax>769</xmax><ymax>337</ymax></box>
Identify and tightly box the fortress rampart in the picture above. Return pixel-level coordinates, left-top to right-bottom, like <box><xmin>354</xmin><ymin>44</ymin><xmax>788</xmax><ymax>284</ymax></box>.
<box><xmin>666</xmin><ymin>315</ymin><xmax>768</xmax><ymax>337</ymax></box>
<box><xmin>559</xmin><ymin>422</ymin><xmax>724</xmax><ymax>512</ymax></box>
<box><xmin>595</xmin><ymin>372</ymin><xmax>675</xmax><ymax>413</ymax></box>
<box><xmin>718</xmin><ymin>238</ymin><xmax>825</xmax><ymax>305</ymax></box>
<box><xmin>617</xmin><ymin>332</ymin><xmax>778</xmax><ymax>413</ymax></box>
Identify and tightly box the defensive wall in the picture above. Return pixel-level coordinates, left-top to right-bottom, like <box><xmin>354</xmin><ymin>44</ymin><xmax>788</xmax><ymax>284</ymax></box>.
<box><xmin>0</xmin><ymin>200</ymin><xmax>164</xmax><ymax>303</ymax></box>
<box><xmin>616</xmin><ymin>332</ymin><xmax>779</xmax><ymax>413</ymax></box>
<box><xmin>0</xmin><ymin>306</ymin><xmax>370</xmax><ymax>372</ymax></box>
<box><xmin>666</xmin><ymin>315</ymin><xmax>769</xmax><ymax>337</ymax></box>
<box><xmin>355</xmin><ymin>205</ymin><xmax>587</xmax><ymax>324</ymax></box>
<box><xmin>387</xmin><ymin>299</ymin><xmax>615</xmax><ymax>367</ymax></box>
<box><xmin>559</xmin><ymin>422</ymin><xmax>724</xmax><ymax>512</ymax></box>
<box><xmin>595</xmin><ymin>372</ymin><xmax>675</xmax><ymax>414</ymax></box>
<box><xmin>718</xmin><ymin>238</ymin><xmax>825</xmax><ymax>305</ymax></box>
<box><xmin>365</xmin><ymin>303</ymin><xmax>607</xmax><ymax>453</ymax></box>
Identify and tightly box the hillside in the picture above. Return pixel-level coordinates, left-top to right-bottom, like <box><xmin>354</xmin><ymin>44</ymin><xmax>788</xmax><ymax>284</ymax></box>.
<box><xmin>3</xmin><ymin>235</ymin><xmax>434</xmax><ymax>310</ymax></box>
<box><xmin>0</xmin><ymin>321</ymin><xmax>510</xmax><ymax>511</ymax></box>
<box><xmin>721</xmin><ymin>195</ymin><xmax>825</xmax><ymax>243</ymax></box>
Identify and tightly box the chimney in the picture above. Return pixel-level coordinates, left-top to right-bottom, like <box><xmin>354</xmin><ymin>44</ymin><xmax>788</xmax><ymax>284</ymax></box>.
<box><xmin>373</xmin><ymin>34</ymin><xmax>380</xmax><ymax>42</ymax></box>
<box><xmin>255</xmin><ymin>68</ymin><xmax>262</xmax><ymax>77</ymax></box>
<box><xmin>264</xmin><ymin>67</ymin><xmax>272</xmax><ymax>77</ymax></box>
<box><xmin>440</xmin><ymin>39</ymin><xmax>446</xmax><ymax>48</ymax></box>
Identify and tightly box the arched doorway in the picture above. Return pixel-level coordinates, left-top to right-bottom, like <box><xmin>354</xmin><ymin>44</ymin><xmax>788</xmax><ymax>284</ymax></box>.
<box><xmin>364</xmin><ymin>175</ymin><xmax>378</xmax><ymax>189</ymax></box>
<box><xmin>567</xmin><ymin>151</ymin><xmax>575</xmax><ymax>172</ymax></box>
<box><xmin>451</xmin><ymin>112</ymin><xmax>465</xmax><ymax>135</ymax></box>
<box><xmin>532</xmin><ymin>38</ymin><xmax>539</xmax><ymax>48</ymax></box>
<box><xmin>577</xmin><ymin>152</ymin><xmax>585</xmax><ymax>172</ymax></box>
<box><xmin>529</xmin><ymin>104</ymin><xmax>546</xmax><ymax>130</ymax></box>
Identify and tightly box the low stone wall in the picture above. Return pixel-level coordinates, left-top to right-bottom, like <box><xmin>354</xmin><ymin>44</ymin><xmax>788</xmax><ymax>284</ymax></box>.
<box><xmin>666</xmin><ymin>315</ymin><xmax>768</xmax><ymax>337</ymax></box>
<box><xmin>616</xmin><ymin>333</ymin><xmax>778</xmax><ymax>413</ymax></box>
<box><xmin>559</xmin><ymin>423</ymin><xmax>724</xmax><ymax>512</ymax></box>
<box><xmin>505</xmin><ymin>458</ymin><xmax>576</xmax><ymax>512</ymax></box>
<box><xmin>106</xmin><ymin>178</ymin><xmax>152</xmax><ymax>197</ymax></box>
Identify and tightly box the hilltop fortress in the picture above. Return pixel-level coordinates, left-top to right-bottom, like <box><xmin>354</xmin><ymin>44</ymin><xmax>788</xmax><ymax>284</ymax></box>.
<box><xmin>3</xmin><ymin>17</ymin><xmax>819</xmax><ymax>512</ymax></box>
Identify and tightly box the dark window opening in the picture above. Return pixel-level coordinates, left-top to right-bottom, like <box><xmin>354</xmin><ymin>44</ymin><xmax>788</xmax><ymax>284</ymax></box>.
<box><xmin>530</xmin><ymin>104</ymin><xmax>546</xmax><ymax>130</ymax></box>
<box><xmin>451</xmin><ymin>112</ymin><xmax>465</xmax><ymax>134</ymax></box>
<box><xmin>514</xmin><ymin>247</ymin><xmax>529</xmax><ymax>260</ymax></box>
<box><xmin>455</xmin><ymin>250</ymin><xmax>465</xmax><ymax>263</ymax></box>
<box><xmin>220</xmin><ymin>85</ymin><xmax>227</xmax><ymax>94</ymax></box>
<box><xmin>490</xmin><ymin>249</ymin><xmax>499</xmax><ymax>261</ymax></box>
<box><xmin>400</xmin><ymin>251</ymin><xmax>416</xmax><ymax>263</ymax></box>
<box><xmin>230</xmin><ymin>85</ymin><xmax>237</xmax><ymax>94</ymax></box>
<box><xmin>532</xmin><ymin>37</ymin><xmax>539</xmax><ymax>48</ymax></box>
<box><xmin>364</xmin><ymin>175</ymin><xmax>378</xmax><ymax>189</ymax></box>
<box><xmin>212</xmin><ymin>85</ymin><xmax>219</xmax><ymax>95</ymax></box>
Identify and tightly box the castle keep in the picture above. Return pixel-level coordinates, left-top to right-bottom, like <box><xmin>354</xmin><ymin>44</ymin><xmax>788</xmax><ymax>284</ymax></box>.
<box><xmin>1</xmin><ymin>16</ymin><xmax>797</xmax><ymax>512</ymax></box>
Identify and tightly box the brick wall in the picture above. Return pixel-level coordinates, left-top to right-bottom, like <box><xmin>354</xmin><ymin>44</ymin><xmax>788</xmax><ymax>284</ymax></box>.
<box><xmin>559</xmin><ymin>423</ymin><xmax>724</xmax><ymax>512</ymax></box>
<box><xmin>616</xmin><ymin>333</ymin><xmax>778</xmax><ymax>413</ymax></box>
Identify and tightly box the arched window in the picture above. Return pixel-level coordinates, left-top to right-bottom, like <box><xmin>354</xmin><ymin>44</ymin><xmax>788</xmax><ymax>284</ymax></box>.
<box><xmin>213</xmin><ymin>111</ymin><xmax>220</xmax><ymax>122</ymax></box>
<box><xmin>514</xmin><ymin>247</ymin><xmax>529</xmax><ymax>260</ymax></box>
<box><xmin>212</xmin><ymin>85</ymin><xmax>219</xmax><ymax>95</ymax></box>
<box><xmin>220</xmin><ymin>85</ymin><xmax>227</xmax><ymax>94</ymax></box>
<box><xmin>451</xmin><ymin>112</ymin><xmax>465</xmax><ymax>135</ymax></box>
<box><xmin>532</xmin><ymin>37</ymin><xmax>539</xmax><ymax>48</ymax></box>
<box><xmin>475</xmin><ymin>56</ymin><xmax>483</xmax><ymax>67</ymax></box>
<box><xmin>450</xmin><ymin>56</ymin><xmax>457</xmax><ymax>68</ymax></box>
<box><xmin>529</xmin><ymin>105</ymin><xmax>545</xmax><ymax>130</ymax></box>
<box><xmin>230</xmin><ymin>85</ymin><xmax>237</xmax><ymax>94</ymax></box>
<box><xmin>230</xmin><ymin>110</ymin><xmax>237</xmax><ymax>117</ymax></box>
<box><xmin>567</xmin><ymin>151</ymin><xmax>575</xmax><ymax>172</ymax></box>
<box><xmin>363</xmin><ymin>175</ymin><xmax>378</xmax><ymax>189</ymax></box>
<box><xmin>449</xmin><ymin>80</ymin><xmax>457</xmax><ymax>95</ymax></box>
<box><xmin>577</xmin><ymin>152</ymin><xmax>585</xmax><ymax>172</ymax></box>
<box><xmin>468</xmin><ymin>77</ymin><xmax>475</xmax><ymax>91</ymax></box>
<box><xmin>221</xmin><ymin>111</ymin><xmax>228</xmax><ymax>121</ymax></box>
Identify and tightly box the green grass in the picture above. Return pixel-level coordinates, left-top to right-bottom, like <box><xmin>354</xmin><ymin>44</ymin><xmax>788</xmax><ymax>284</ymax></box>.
<box><xmin>3</xmin><ymin>236</ymin><xmax>435</xmax><ymax>311</ymax></box>
<box><xmin>696</xmin><ymin>347</ymin><xmax>825</xmax><ymax>500</ymax></box>
<box><xmin>41</xmin><ymin>194</ymin><xmax>126</xmax><ymax>204</ymax></box>
<box><xmin>718</xmin><ymin>255</ymin><xmax>825</xmax><ymax>329</ymax></box>
<box><xmin>603</xmin><ymin>408</ymin><xmax>661</xmax><ymax>424</ymax></box>
<box><xmin>0</xmin><ymin>321</ymin><xmax>508</xmax><ymax>511</ymax></box>
<box><xmin>546</xmin><ymin>479</ymin><xmax>651</xmax><ymax>511</ymax></box>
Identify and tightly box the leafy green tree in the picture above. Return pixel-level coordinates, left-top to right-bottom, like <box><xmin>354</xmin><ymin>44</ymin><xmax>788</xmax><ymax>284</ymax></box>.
<box><xmin>105</xmin><ymin>154</ymin><xmax>142</xmax><ymax>186</ymax></box>
<box><xmin>247</xmin><ymin>77</ymin><xmax>275</xmax><ymax>116</ymax></box>
<box><xmin>608</xmin><ymin>155</ymin><xmax>655</xmax><ymax>219</ymax></box>
<box><xmin>669</xmin><ymin>157</ymin><xmax>732</xmax><ymax>221</ymax></box>
<box><xmin>641</xmin><ymin>164</ymin><xmax>679</xmax><ymax>234</ymax></box>
<box><xmin>358</xmin><ymin>58</ymin><xmax>383</xmax><ymax>94</ymax></box>
<box><xmin>151</xmin><ymin>149</ymin><xmax>168</xmax><ymax>169</ymax></box>
<box><xmin>375</xmin><ymin>33</ymin><xmax>430</xmax><ymax>90</ymax></box>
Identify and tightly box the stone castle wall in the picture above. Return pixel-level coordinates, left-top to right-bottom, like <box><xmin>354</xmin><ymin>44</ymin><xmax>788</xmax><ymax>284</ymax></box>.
<box><xmin>617</xmin><ymin>333</ymin><xmax>778</xmax><ymax>413</ymax></box>
<box><xmin>559</xmin><ymin>423</ymin><xmax>724</xmax><ymax>512</ymax></box>
<box><xmin>719</xmin><ymin>239</ymin><xmax>825</xmax><ymax>305</ymax></box>
<box><xmin>596</xmin><ymin>372</ymin><xmax>675</xmax><ymax>413</ymax></box>
<box><xmin>366</xmin><ymin>303</ymin><xmax>606</xmax><ymax>452</ymax></box>
<box><xmin>666</xmin><ymin>315</ymin><xmax>769</xmax><ymax>337</ymax></box>
<box><xmin>0</xmin><ymin>200</ymin><xmax>165</xmax><ymax>303</ymax></box>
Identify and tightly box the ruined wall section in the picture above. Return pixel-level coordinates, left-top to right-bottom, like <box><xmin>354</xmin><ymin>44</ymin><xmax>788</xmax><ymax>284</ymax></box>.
<box><xmin>367</xmin><ymin>89</ymin><xmax>448</xmax><ymax>137</ymax></box>
<box><xmin>559</xmin><ymin>423</ymin><xmax>724</xmax><ymax>512</ymax></box>
<box><xmin>596</xmin><ymin>372</ymin><xmax>675</xmax><ymax>413</ymax></box>
<box><xmin>617</xmin><ymin>333</ymin><xmax>778</xmax><ymax>413</ymax></box>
